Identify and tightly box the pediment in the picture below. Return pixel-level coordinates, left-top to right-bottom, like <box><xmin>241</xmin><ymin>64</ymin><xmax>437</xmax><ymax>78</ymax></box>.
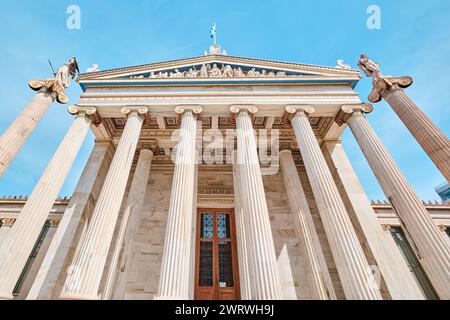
<box><xmin>78</xmin><ymin>54</ymin><xmax>361</xmax><ymax>90</ymax></box>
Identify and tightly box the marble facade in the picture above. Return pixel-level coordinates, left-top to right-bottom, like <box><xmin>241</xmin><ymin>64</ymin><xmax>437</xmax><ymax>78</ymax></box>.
<box><xmin>0</xmin><ymin>50</ymin><xmax>449</xmax><ymax>300</ymax></box>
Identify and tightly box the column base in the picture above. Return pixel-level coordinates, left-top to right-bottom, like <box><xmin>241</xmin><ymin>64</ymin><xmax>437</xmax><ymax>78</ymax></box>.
<box><xmin>59</xmin><ymin>293</ymin><xmax>99</xmax><ymax>300</ymax></box>
<box><xmin>154</xmin><ymin>296</ymin><xmax>187</xmax><ymax>300</ymax></box>
<box><xmin>0</xmin><ymin>292</ymin><xmax>14</xmax><ymax>300</ymax></box>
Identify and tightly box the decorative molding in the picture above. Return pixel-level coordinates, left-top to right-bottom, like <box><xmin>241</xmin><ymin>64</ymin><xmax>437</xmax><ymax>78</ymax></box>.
<box><xmin>198</xmin><ymin>188</ymin><xmax>234</xmax><ymax>195</ymax></box>
<box><xmin>78</xmin><ymin>54</ymin><xmax>360</xmax><ymax>81</ymax></box>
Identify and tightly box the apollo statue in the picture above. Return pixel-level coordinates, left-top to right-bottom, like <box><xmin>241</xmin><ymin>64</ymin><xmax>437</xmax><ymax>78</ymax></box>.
<box><xmin>357</xmin><ymin>54</ymin><xmax>382</xmax><ymax>83</ymax></box>
<box><xmin>358</xmin><ymin>53</ymin><xmax>413</xmax><ymax>103</ymax></box>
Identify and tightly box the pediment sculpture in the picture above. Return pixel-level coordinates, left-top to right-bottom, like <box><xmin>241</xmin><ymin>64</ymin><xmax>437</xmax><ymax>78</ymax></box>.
<box><xmin>129</xmin><ymin>63</ymin><xmax>289</xmax><ymax>79</ymax></box>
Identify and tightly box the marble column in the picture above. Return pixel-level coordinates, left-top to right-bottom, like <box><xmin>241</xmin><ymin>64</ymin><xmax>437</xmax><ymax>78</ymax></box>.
<box><xmin>232</xmin><ymin>150</ymin><xmax>251</xmax><ymax>300</ymax></box>
<box><xmin>279</xmin><ymin>150</ymin><xmax>337</xmax><ymax>300</ymax></box>
<box><xmin>286</xmin><ymin>105</ymin><xmax>382</xmax><ymax>300</ymax></box>
<box><xmin>26</xmin><ymin>141</ymin><xmax>114</xmax><ymax>300</ymax></box>
<box><xmin>17</xmin><ymin>220</ymin><xmax>59</xmax><ymax>299</ymax></box>
<box><xmin>0</xmin><ymin>89</ymin><xmax>57</xmax><ymax>177</ymax></box>
<box><xmin>322</xmin><ymin>141</ymin><xmax>425</xmax><ymax>300</ymax></box>
<box><xmin>155</xmin><ymin>106</ymin><xmax>201</xmax><ymax>300</ymax></box>
<box><xmin>372</xmin><ymin>77</ymin><xmax>450</xmax><ymax>182</ymax></box>
<box><xmin>342</xmin><ymin>103</ymin><xmax>450</xmax><ymax>299</ymax></box>
<box><xmin>231</xmin><ymin>105</ymin><xmax>282</xmax><ymax>300</ymax></box>
<box><xmin>60</xmin><ymin>107</ymin><xmax>147</xmax><ymax>300</ymax></box>
<box><xmin>104</xmin><ymin>148</ymin><xmax>153</xmax><ymax>300</ymax></box>
<box><xmin>0</xmin><ymin>106</ymin><xmax>94</xmax><ymax>300</ymax></box>
<box><xmin>0</xmin><ymin>219</ymin><xmax>15</xmax><ymax>244</ymax></box>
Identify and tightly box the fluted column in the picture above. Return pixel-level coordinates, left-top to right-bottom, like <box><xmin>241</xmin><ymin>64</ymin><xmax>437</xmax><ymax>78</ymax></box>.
<box><xmin>232</xmin><ymin>150</ymin><xmax>251</xmax><ymax>300</ymax></box>
<box><xmin>342</xmin><ymin>103</ymin><xmax>450</xmax><ymax>299</ymax></box>
<box><xmin>0</xmin><ymin>106</ymin><xmax>94</xmax><ymax>300</ymax></box>
<box><xmin>323</xmin><ymin>140</ymin><xmax>424</xmax><ymax>299</ymax></box>
<box><xmin>279</xmin><ymin>150</ymin><xmax>336</xmax><ymax>300</ymax></box>
<box><xmin>60</xmin><ymin>107</ymin><xmax>148</xmax><ymax>300</ymax></box>
<box><xmin>374</xmin><ymin>78</ymin><xmax>450</xmax><ymax>182</ymax></box>
<box><xmin>286</xmin><ymin>105</ymin><xmax>382</xmax><ymax>300</ymax></box>
<box><xmin>104</xmin><ymin>147</ymin><xmax>153</xmax><ymax>300</ymax></box>
<box><xmin>0</xmin><ymin>89</ymin><xmax>57</xmax><ymax>177</ymax></box>
<box><xmin>155</xmin><ymin>106</ymin><xmax>201</xmax><ymax>300</ymax></box>
<box><xmin>26</xmin><ymin>141</ymin><xmax>114</xmax><ymax>300</ymax></box>
<box><xmin>231</xmin><ymin>105</ymin><xmax>282</xmax><ymax>300</ymax></box>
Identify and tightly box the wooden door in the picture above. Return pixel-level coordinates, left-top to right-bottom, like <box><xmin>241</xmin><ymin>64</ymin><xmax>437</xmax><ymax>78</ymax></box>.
<box><xmin>195</xmin><ymin>209</ymin><xmax>240</xmax><ymax>300</ymax></box>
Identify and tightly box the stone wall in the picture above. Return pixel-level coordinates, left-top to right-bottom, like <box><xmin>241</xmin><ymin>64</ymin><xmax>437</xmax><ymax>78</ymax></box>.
<box><xmin>122</xmin><ymin>171</ymin><xmax>173</xmax><ymax>300</ymax></box>
<box><xmin>118</xmin><ymin>167</ymin><xmax>339</xmax><ymax>300</ymax></box>
<box><xmin>1</xmin><ymin>169</ymin><xmax>449</xmax><ymax>300</ymax></box>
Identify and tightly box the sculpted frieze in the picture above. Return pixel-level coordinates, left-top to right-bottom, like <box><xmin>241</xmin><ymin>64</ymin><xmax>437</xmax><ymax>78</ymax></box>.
<box><xmin>129</xmin><ymin>63</ymin><xmax>292</xmax><ymax>79</ymax></box>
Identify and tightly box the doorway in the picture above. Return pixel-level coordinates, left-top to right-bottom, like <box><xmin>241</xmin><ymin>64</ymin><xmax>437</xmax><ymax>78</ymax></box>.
<box><xmin>194</xmin><ymin>208</ymin><xmax>240</xmax><ymax>300</ymax></box>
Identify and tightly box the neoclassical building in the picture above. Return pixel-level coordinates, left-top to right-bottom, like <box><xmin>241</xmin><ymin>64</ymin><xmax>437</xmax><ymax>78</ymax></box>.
<box><xmin>0</xmin><ymin>45</ymin><xmax>449</xmax><ymax>300</ymax></box>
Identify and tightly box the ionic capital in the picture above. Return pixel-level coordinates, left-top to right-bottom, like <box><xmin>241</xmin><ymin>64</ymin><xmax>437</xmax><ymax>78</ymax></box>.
<box><xmin>121</xmin><ymin>106</ymin><xmax>149</xmax><ymax>117</ymax></box>
<box><xmin>68</xmin><ymin>105</ymin><xmax>97</xmax><ymax>117</ymax></box>
<box><xmin>285</xmin><ymin>105</ymin><xmax>315</xmax><ymax>116</ymax></box>
<box><xmin>282</xmin><ymin>105</ymin><xmax>315</xmax><ymax>124</ymax></box>
<box><xmin>175</xmin><ymin>105</ymin><xmax>203</xmax><ymax>115</ymax></box>
<box><xmin>369</xmin><ymin>76</ymin><xmax>413</xmax><ymax>103</ymax></box>
<box><xmin>48</xmin><ymin>219</ymin><xmax>60</xmax><ymax>227</ymax></box>
<box><xmin>229</xmin><ymin>105</ymin><xmax>258</xmax><ymax>115</ymax></box>
<box><xmin>381</xmin><ymin>224</ymin><xmax>392</xmax><ymax>233</ymax></box>
<box><xmin>137</xmin><ymin>141</ymin><xmax>158</xmax><ymax>155</ymax></box>
<box><xmin>29</xmin><ymin>79</ymin><xmax>66</xmax><ymax>104</ymax></box>
<box><xmin>335</xmin><ymin>103</ymin><xmax>373</xmax><ymax>126</ymax></box>
<box><xmin>0</xmin><ymin>218</ymin><xmax>16</xmax><ymax>227</ymax></box>
<box><xmin>68</xmin><ymin>106</ymin><xmax>102</xmax><ymax>126</ymax></box>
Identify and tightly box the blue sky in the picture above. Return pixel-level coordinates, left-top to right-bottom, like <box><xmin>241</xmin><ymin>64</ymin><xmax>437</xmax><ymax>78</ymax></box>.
<box><xmin>0</xmin><ymin>0</ymin><xmax>449</xmax><ymax>200</ymax></box>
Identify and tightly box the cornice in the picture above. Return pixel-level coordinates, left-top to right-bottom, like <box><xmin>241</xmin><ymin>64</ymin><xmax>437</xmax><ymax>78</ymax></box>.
<box><xmin>78</xmin><ymin>54</ymin><xmax>361</xmax><ymax>81</ymax></box>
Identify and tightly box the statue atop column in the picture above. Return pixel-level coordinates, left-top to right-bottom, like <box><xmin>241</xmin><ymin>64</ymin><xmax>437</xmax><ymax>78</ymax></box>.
<box><xmin>357</xmin><ymin>54</ymin><xmax>382</xmax><ymax>83</ymax></box>
<box><xmin>357</xmin><ymin>53</ymin><xmax>450</xmax><ymax>184</ymax></box>
<box><xmin>357</xmin><ymin>53</ymin><xmax>412</xmax><ymax>103</ymax></box>
<box><xmin>55</xmin><ymin>57</ymin><xmax>80</xmax><ymax>89</ymax></box>
<box><xmin>29</xmin><ymin>57</ymin><xmax>80</xmax><ymax>104</ymax></box>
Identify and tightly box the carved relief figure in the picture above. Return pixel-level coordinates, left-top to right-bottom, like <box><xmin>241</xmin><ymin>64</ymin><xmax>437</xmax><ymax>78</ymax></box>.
<box><xmin>170</xmin><ymin>69</ymin><xmax>184</xmax><ymax>78</ymax></box>
<box><xmin>222</xmin><ymin>65</ymin><xmax>233</xmax><ymax>77</ymax></box>
<box><xmin>131</xmin><ymin>64</ymin><xmax>305</xmax><ymax>80</ymax></box>
<box><xmin>247</xmin><ymin>68</ymin><xmax>257</xmax><ymax>77</ymax></box>
<box><xmin>199</xmin><ymin>64</ymin><xmax>208</xmax><ymax>77</ymax></box>
<box><xmin>210</xmin><ymin>64</ymin><xmax>221</xmax><ymax>77</ymax></box>
<box><xmin>233</xmin><ymin>67</ymin><xmax>244</xmax><ymax>77</ymax></box>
